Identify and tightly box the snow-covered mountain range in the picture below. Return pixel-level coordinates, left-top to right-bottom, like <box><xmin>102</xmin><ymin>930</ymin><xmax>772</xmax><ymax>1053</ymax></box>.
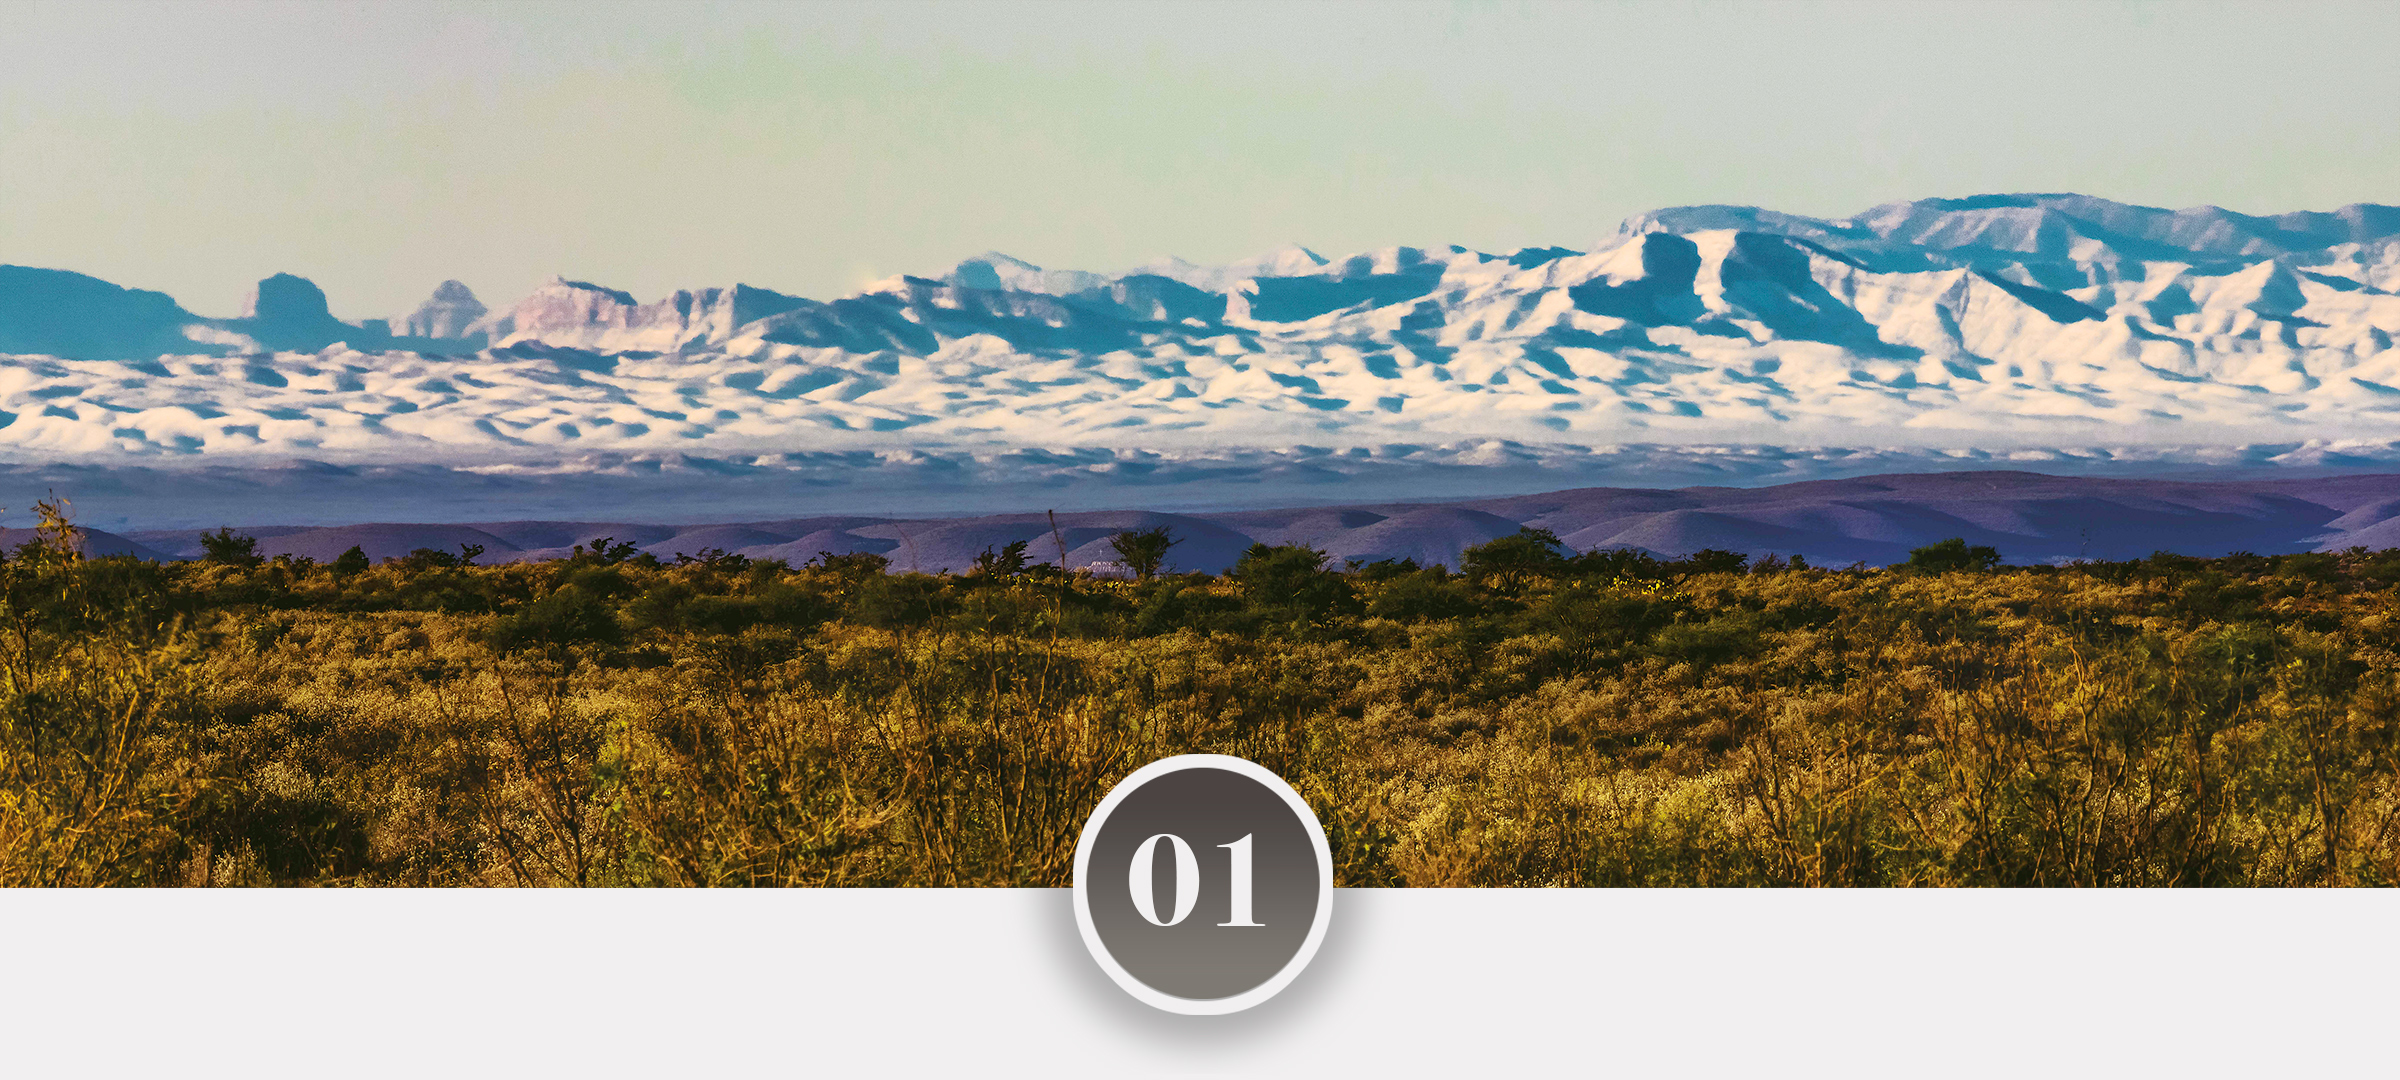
<box><xmin>6</xmin><ymin>193</ymin><xmax>2398</xmax><ymax>469</ymax></box>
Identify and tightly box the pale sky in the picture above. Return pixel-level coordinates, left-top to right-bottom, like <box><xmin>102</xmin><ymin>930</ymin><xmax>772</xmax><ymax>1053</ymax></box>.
<box><xmin>2</xmin><ymin>0</ymin><xmax>2395</xmax><ymax>321</ymax></box>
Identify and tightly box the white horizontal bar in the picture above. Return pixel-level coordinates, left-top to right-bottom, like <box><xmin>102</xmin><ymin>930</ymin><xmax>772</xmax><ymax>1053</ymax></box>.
<box><xmin>0</xmin><ymin>889</ymin><xmax>2384</xmax><ymax>1076</ymax></box>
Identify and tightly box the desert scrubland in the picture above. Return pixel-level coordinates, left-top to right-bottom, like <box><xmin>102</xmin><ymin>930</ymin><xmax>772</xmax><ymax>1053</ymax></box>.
<box><xmin>4</xmin><ymin>501</ymin><xmax>2397</xmax><ymax>888</ymax></box>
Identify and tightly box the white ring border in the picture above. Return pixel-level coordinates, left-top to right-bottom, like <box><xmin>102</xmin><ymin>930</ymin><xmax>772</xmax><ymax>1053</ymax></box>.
<box><xmin>1071</xmin><ymin>753</ymin><xmax>1335</xmax><ymax>1016</ymax></box>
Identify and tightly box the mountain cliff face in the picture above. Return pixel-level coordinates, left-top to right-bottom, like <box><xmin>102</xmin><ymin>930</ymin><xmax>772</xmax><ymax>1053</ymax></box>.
<box><xmin>235</xmin><ymin>273</ymin><xmax>361</xmax><ymax>352</ymax></box>
<box><xmin>463</xmin><ymin>279</ymin><xmax>813</xmax><ymax>353</ymax></box>
<box><xmin>400</xmin><ymin>280</ymin><xmax>487</xmax><ymax>340</ymax></box>
<box><xmin>3</xmin><ymin>193</ymin><xmax>2398</xmax><ymax>464</ymax></box>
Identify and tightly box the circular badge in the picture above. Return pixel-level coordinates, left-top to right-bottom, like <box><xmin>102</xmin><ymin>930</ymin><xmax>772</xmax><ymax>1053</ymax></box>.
<box><xmin>1072</xmin><ymin>754</ymin><xmax>1333</xmax><ymax>1015</ymax></box>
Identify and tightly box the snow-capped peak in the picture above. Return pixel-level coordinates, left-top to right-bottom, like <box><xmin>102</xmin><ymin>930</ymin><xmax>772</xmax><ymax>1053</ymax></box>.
<box><xmin>5</xmin><ymin>194</ymin><xmax>2400</xmax><ymax>466</ymax></box>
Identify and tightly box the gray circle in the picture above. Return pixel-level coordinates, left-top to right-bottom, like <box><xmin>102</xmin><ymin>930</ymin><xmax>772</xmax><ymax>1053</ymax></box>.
<box><xmin>1079</xmin><ymin>764</ymin><xmax>1323</xmax><ymax>1001</ymax></box>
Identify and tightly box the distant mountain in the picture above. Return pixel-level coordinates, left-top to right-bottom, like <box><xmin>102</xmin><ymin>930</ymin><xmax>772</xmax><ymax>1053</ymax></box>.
<box><xmin>400</xmin><ymin>280</ymin><xmax>487</xmax><ymax>340</ymax></box>
<box><xmin>4</xmin><ymin>193</ymin><xmax>2399</xmax><ymax>464</ymax></box>
<box><xmin>0</xmin><ymin>265</ymin><xmax>206</xmax><ymax>361</ymax></box>
<box><xmin>0</xmin><ymin>525</ymin><xmax>169</xmax><ymax>560</ymax></box>
<box><xmin>1624</xmin><ymin>194</ymin><xmax>2400</xmax><ymax>267</ymax></box>
<box><xmin>112</xmin><ymin>470</ymin><xmax>2400</xmax><ymax>569</ymax></box>
<box><xmin>236</xmin><ymin>273</ymin><xmax>363</xmax><ymax>352</ymax></box>
<box><xmin>462</xmin><ymin>278</ymin><xmax>813</xmax><ymax>353</ymax></box>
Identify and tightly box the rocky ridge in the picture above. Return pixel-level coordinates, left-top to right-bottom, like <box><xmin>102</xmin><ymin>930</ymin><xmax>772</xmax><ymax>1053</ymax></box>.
<box><xmin>3</xmin><ymin>193</ymin><xmax>2398</xmax><ymax>464</ymax></box>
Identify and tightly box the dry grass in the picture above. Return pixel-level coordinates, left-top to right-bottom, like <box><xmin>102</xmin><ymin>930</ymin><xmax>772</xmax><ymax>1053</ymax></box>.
<box><xmin>6</xmin><ymin>526</ymin><xmax>2400</xmax><ymax>886</ymax></box>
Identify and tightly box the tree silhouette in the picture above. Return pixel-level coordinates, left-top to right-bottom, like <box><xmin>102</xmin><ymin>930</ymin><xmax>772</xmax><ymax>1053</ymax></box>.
<box><xmin>1462</xmin><ymin>526</ymin><xmax>1568</xmax><ymax>594</ymax></box>
<box><xmin>1108</xmin><ymin>526</ymin><xmax>1182</xmax><ymax>581</ymax></box>
<box><xmin>199</xmin><ymin>527</ymin><xmax>262</xmax><ymax>568</ymax></box>
<box><xmin>1908</xmin><ymin>537</ymin><xmax>2002</xmax><ymax>572</ymax></box>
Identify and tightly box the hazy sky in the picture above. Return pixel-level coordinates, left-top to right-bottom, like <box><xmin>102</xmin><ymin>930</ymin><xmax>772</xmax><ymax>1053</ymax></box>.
<box><xmin>3</xmin><ymin>0</ymin><xmax>2395</xmax><ymax>320</ymax></box>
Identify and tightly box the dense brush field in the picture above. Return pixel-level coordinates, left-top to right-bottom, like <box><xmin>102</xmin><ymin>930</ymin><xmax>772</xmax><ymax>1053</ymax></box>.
<box><xmin>5</xmin><ymin>499</ymin><xmax>2398</xmax><ymax>887</ymax></box>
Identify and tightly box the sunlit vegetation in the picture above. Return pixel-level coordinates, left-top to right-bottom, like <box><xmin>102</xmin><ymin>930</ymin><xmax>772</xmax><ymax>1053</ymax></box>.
<box><xmin>5</xmin><ymin>502</ymin><xmax>2398</xmax><ymax>886</ymax></box>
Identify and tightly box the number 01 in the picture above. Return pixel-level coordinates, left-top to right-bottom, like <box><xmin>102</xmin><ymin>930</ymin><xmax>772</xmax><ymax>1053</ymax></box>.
<box><xmin>1127</xmin><ymin>833</ymin><xmax>1265</xmax><ymax>927</ymax></box>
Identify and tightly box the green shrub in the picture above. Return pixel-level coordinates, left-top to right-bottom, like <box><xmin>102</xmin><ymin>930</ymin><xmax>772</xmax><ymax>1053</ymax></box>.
<box><xmin>1908</xmin><ymin>537</ymin><xmax>2002</xmax><ymax>572</ymax></box>
<box><xmin>485</xmin><ymin>586</ymin><xmax>622</xmax><ymax>653</ymax></box>
<box><xmin>1232</xmin><ymin>543</ymin><xmax>1360</xmax><ymax>623</ymax></box>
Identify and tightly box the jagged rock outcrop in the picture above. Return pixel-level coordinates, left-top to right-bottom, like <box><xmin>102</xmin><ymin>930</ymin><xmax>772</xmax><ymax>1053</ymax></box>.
<box><xmin>401</xmin><ymin>280</ymin><xmax>488</xmax><ymax>340</ymax></box>
<box><xmin>233</xmin><ymin>273</ymin><xmax>359</xmax><ymax>352</ymax></box>
<box><xmin>465</xmin><ymin>278</ymin><xmax>810</xmax><ymax>352</ymax></box>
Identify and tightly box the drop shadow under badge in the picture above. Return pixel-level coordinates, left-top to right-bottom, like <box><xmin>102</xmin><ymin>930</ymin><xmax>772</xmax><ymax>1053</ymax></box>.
<box><xmin>1072</xmin><ymin>754</ymin><xmax>1334</xmax><ymax>1015</ymax></box>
